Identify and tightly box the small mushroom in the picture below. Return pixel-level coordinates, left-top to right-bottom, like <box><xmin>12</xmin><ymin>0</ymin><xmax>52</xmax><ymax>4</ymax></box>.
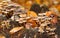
<box><xmin>10</xmin><ymin>27</ymin><xmax>24</xmax><ymax>34</ymax></box>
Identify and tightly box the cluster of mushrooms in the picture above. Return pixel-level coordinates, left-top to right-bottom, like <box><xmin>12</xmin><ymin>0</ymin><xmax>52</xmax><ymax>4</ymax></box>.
<box><xmin>0</xmin><ymin>1</ymin><xmax>58</xmax><ymax>38</ymax></box>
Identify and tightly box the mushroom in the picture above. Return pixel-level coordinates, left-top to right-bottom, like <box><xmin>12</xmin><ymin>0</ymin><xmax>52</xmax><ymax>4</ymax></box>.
<box><xmin>10</xmin><ymin>27</ymin><xmax>24</xmax><ymax>34</ymax></box>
